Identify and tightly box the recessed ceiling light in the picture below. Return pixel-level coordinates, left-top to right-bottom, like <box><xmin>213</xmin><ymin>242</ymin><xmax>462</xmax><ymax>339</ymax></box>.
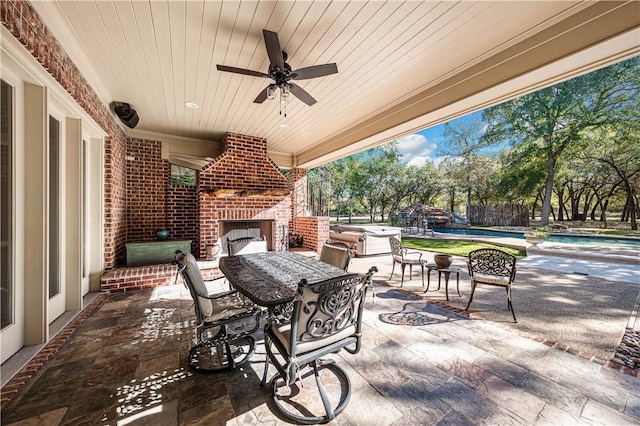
<box><xmin>184</xmin><ymin>101</ymin><xmax>199</xmax><ymax>109</ymax></box>
<box><xmin>279</xmin><ymin>123</ymin><xmax>289</xmax><ymax>129</ymax></box>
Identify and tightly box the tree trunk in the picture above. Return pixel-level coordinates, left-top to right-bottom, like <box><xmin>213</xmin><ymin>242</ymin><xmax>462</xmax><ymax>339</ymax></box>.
<box><xmin>581</xmin><ymin>190</ymin><xmax>594</xmax><ymax>222</ymax></box>
<box><xmin>590</xmin><ymin>195</ymin><xmax>600</xmax><ymax>220</ymax></box>
<box><xmin>466</xmin><ymin>187</ymin><xmax>472</xmax><ymax>219</ymax></box>
<box><xmin>449</xmin><ymin>188</ymin><xmax>456</xmax><ymax>212</ymax></box>
<box><xmin>369</xmin><ymin>200</ymin><xmax>375</xmax><ymax>223</ymax></box>
<box><xmin>556</xmin><ymin>187</ymin><xmax>565</xmax><ymax>221</ymax></box>
<box><xmin>623</xmin><ymin>181</ymin><xmax>638</xmax><ymax>230</ymax></box>
<box><xmin>540</xmin><ymin>159</ymin><xmax>556</xmax><ymax>226</ymax></box>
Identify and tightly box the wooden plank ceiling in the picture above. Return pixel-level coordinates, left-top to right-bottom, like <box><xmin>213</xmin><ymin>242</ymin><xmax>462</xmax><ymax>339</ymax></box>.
<box><xmin>33</xmin><ymin>1</ymin><xmax>640</xmax><ymax>168</ymax></box>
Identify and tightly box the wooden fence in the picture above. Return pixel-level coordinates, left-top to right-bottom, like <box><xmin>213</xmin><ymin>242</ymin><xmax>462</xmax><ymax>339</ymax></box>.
<box><xmin>469</xmin><ymin>204</ymin><xmax>529</xmax><ymax>226</ymax></box>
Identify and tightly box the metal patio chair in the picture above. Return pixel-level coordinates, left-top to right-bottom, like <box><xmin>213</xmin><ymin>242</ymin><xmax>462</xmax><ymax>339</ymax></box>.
<box><xmin>261</xmin><ymin>267</ymin><xmax>377</xmax><ymax>424</ymax></box>
<box><xmin>175</xmin><ymin>251</ymin><xmax>261</xmax><ymax>373</ymax></box>
<box><xmin>318</xmin><ymin>241</ymin><xmax>353</xmax><ymax>271</ymax></box>
<box><xmin>466</xmin><ymin>248</ymin><xmax>518</xmax><ymax>322</ymax></box>
<box><xmin>389</xmin><ymin>236</ymin><xmax>424</xmax><ymax>287</ymax></box>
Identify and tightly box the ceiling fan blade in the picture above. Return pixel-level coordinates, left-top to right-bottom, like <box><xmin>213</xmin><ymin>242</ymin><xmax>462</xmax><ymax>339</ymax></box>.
<box><xmin>253</xmin><ymin>86</ymin><xmax>271</xmax><ymax>104</ymax></box>
<box><xmin>263</xmin><ymin>29</ymin><xmax>284</xmax><ymax>70</ymax></box>
<box><xmin>216</xmin><ymin>65</ymin><xmax>269</xmax><ymax>78</ymax></box>
<box><xmin>289</xmin><ymin>83</ymin><xmax>317</xmax><ymax>106</ymax></box>
<box><xmin>292</xmin><ymin>63</ymin><xmax>338</xmax><ymax>80</ymax></box>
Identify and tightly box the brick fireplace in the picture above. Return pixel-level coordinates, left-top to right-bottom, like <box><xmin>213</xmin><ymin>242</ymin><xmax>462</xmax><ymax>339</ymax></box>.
<box><xmin>101</xmin><ymin>132</ymin><xmax>331</xmax><ymax>291</ymax></box>
<box><xmin>197</xmin><ymin>133</ymin><xmax>293</xmax><ymax>259</ymax></box>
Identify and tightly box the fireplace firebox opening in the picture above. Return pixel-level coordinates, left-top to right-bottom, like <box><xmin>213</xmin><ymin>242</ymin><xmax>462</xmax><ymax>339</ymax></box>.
<box><xmin>219</xmin><ymin>220</ymin><xmax>275</xmax><ymax>254</ymax></box>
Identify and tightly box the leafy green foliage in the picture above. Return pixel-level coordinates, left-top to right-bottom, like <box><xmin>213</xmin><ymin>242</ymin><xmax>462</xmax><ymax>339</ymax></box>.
<box><xmin>314</xmin><ymin>58</ymin><xmax>639</xmax><ymax>229</ymax></box>
<box><xmin>483</xmin><ymin>57</ymin><xmax>640</xmax><ymax>226</ymax></box>
<box><xmin>170</xmin><ymin>164</ymin><xmax>196</xmax><ymax>186</ymax></box>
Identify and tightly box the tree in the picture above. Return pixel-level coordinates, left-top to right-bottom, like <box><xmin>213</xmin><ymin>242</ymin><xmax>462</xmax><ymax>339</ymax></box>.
<box><xmin>306</xmin><ymin>166</ymin><xmax>331</xmax><ymax>216</ymax></box>
<box><xmin>356</xmin><ymin>144</ymin><xmax>402</xmax><ymax>222</ymax></box>
<box><xmin>584</xmin><ymin>122</ymin><xmax>640</xmax><ymax>230</ymax></box>
<box><xmin>438</xmin><ymin>159</ymin><xmax>461</xmax><ymax>212</ymax></box>
<box><xmin>483</xmin><ymin>57</ymin><xmax>640</xmax><ymax>226</ymax></box>
<box><xmin>440</xmin><ymin>116</ymin><xmax>491</xmax><ymax>217</ymax></box>
<box><xmin>405</xmin><ymin>163</ymin><xmax>442</xmax><ymax>207</ymax></box>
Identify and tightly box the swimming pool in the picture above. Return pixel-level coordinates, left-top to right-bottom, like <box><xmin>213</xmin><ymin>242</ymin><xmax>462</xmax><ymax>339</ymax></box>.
<box><xmin>433</xmin><ymin>227</ymin><xmax>640</xmax><ymax>250</ymax></box>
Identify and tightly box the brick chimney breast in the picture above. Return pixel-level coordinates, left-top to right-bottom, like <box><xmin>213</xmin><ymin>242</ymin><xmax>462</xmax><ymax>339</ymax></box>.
<box><xmin>199</xmin><ymin>133</ymin><xmax>288</xmax><ymax>194</ymax></box>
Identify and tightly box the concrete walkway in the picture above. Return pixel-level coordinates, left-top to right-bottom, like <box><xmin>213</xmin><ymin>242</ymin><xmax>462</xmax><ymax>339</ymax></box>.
<box><xmin>518</xmin><ymin>254</ymin><xmax>640</xmax><ymax>284</ymax></box>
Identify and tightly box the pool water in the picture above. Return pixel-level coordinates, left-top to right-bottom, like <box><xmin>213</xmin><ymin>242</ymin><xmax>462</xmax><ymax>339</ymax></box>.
<box><xmin>433</xmin><ymin>227</ymin><xmax>640</xmax><ymax>250</ymax></box>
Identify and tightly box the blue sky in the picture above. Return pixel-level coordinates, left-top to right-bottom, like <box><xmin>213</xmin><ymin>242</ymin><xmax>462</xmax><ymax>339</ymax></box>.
<box><xmin>395</xmin><ymin>127</ymin><xmax>445</xmax><ymax>167</ymax></box>
<box><xmin>395</xmin><ymin>111</ymin><xmax>482</xmax><ymax>166</ymax></box>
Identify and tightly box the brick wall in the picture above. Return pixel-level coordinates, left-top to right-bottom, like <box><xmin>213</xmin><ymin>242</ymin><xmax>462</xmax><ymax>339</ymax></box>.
<box><xmin>166</xmin><ymin>185</ymin><xmax>199</xmax><ymax>256</ymax></box>
<box><xmin>293</xmin><ymin>216</ymin><xmax>330</xmax><ymax>253</ymax></box>
<box><xmin>126</xmin><ymin>137</ymin><xmax>199</xmax><ymax>256</ymax></box>
<box><xmin>1</xmin><ymin>0</ymin><xmax>128</xmax><ymax>269</ymax></box>
<box><xmin>198</xmin><ymin>132</ymin><xmax>293</xmax><ymax>259</ymax></box>
<box><xmin>104</xmin><ymin>136</ymin><xmax>127</xmax><ymax>268</ymax></box>
<box><xmin>199</xmin><ymin>133</ymin><xmax>288</xmax><ymax>192</ymax></box>
<box><xmin>126</xmin><ymin>138</ymin><xmax>168</xmax><ymax>242</ymax></box>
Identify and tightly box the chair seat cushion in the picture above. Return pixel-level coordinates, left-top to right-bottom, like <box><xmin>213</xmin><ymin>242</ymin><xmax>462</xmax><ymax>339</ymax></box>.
<box><xmin>204</xmin><ymin>294</ymin><xmax>254</xmax><ymax>322</ymax></box>
<box><xmin>472</xmin><ymin>272</ymin><xmax>511</xmax><ymax>286</ymax></box>
<box><xmin>393</xmin><ymin>255</ymin><xmax>422</xmax><ymax>265</ymax></box>
<box><xmin>271</xmin><ymin>322</ymin><xmax>356</xmax><ymax>356</ymax></box>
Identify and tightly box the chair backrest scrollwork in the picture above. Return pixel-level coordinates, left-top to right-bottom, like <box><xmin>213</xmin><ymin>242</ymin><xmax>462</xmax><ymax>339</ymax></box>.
<box><xmin>288</xmin><ymin>267</ymin><xmax>377</xmax><ymax>356</ymax></box>
<box><xmin>388</xmin><ymin>236</ymin><xmax>404</xmax><ymax>261</ymax></box>
<box><xmin>468</xmin><ymin>248</ymin><xmax>516</xmax><ymax>279</ymax></box>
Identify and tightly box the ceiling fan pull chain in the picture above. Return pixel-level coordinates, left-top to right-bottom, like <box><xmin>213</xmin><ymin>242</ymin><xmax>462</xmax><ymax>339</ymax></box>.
<box><xmin>280</xmin><ymin>89</ymin><xmax>288</xmax><ymax>117</ymax></box>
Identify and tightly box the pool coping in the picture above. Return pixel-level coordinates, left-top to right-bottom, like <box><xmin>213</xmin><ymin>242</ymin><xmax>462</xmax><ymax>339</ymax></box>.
<box><xmin>413</xmin><ymin>231</ymin><xmax>639</xmax><ymax>265</ymax></box>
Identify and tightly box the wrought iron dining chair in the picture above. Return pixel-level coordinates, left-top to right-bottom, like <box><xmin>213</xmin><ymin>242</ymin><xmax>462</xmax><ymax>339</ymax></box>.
<box><xmin>261</xmin><ymin>266</ymin><xmax>377</xmax><ymax>424</ymax></box>
<box><xmin>227</xmin><ymin>235</ymin><xmax>268</xmax><ymax>256</ymax></box>
<box><xmin>318</xmin><ymin>241</ymin><xmax>353</xmax><ymax>271</ymax></box>
<box><xmin>388</xmin><ymin>236</ymin><xmax>424</xmax><ymax>287</ymax></box>
<box><xmin>466</xmin><ymin>248</ymin><xmax>518</xmax><ymax>322</ymax></box>
<box><xmin>174</xmin><ymin>251</ymin><xmax>261</xmax><ymax>373</ymax></box>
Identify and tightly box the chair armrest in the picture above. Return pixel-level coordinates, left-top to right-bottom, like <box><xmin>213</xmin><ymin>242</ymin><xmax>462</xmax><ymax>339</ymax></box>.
<box><xmin>403</xmin><ymin>249</ymin><xmax>423</xmax><ymax>260</ymax></box>
<box><xmin>203</xmin><ymin>289</ymin><xmax>239</xmax><ymax>300</ymax></box>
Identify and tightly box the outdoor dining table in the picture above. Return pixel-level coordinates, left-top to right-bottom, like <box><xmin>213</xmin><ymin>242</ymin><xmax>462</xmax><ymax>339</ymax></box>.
<box><xmin>218</xmin><ymin>251</ymin><xmax>353</xmax><ymax>308</ymax></box>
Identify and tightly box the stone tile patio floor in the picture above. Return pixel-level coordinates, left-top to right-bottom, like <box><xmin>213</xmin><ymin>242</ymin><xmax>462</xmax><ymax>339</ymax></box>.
<box><xmin>3</xmin><ymin>272</ymin><xmax>640</xmax><ymax>425</ymax></box>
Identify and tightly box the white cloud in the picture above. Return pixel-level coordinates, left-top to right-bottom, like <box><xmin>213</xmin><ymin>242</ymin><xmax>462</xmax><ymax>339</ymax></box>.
<box><xmin>395</xmin><ymin>134</ymin><xmax>438</xmax><ymax>167</ymax></box>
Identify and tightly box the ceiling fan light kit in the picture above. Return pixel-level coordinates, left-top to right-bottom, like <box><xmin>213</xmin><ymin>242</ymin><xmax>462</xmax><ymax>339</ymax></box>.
<box><xmin>217</xmin><ymin>29</ymin><xmax>338</xmax><ymax>117</ymax></box>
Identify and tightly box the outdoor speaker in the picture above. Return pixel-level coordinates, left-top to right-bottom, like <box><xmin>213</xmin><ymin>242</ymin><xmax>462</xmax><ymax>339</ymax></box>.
<box><xmin>114</xmin><ymin>103</ymin><xmax>139</xmax><ymax>129</ymax></box>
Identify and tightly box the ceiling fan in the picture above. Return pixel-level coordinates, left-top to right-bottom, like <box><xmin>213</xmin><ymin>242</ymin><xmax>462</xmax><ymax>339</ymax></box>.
<box><xmin>216</xmin><ymin>29</ymin><xmax>338</xmax><ymax>112</ymax></box>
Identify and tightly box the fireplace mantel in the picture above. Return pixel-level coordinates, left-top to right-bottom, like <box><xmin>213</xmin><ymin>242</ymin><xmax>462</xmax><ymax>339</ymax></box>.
<box><xmin>203</xmin><ymin>188</ymin><xmax>290</xmax><ymax>198</ymax></box>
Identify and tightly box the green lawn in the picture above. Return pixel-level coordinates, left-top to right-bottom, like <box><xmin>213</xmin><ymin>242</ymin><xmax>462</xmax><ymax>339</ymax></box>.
<box><xmin>401</xmin><ymin>238</ymin><xmax>526</xmax><ymax>259</ymax></box>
